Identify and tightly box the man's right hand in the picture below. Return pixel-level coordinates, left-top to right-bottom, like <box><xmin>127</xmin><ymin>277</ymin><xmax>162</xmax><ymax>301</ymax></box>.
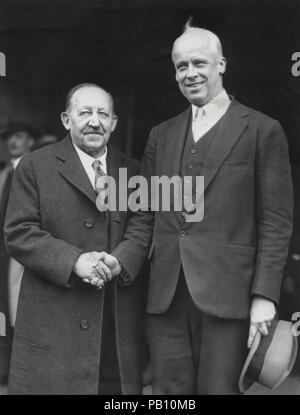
<box><xmin>73</xmin><ymin>251</ymin><xmax>112</xmax><ymax>289</ymax></box>
<box><xmin>96</xmin><ymin>252</ymin><xmax>122</xmax><ymax>277</ymax></box>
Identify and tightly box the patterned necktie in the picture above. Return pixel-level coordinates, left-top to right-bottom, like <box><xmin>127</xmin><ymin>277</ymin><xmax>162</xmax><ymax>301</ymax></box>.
<box><xmin>92</xmin><ymin>159</ymin><xmax>107</xmax><ymax>211</ymax></box>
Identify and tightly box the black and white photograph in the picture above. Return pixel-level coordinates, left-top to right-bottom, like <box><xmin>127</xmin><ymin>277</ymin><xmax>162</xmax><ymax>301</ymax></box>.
<box><xmin>0</xmin><ymin>0</ymin><xmax>299</xmax><ymax>400</ymax></box>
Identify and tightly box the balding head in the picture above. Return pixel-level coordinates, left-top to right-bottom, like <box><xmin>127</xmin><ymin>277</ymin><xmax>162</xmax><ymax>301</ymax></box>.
<box><xmin>171</xmin><ymin>23</ymin><xmax>226</xmax><ymax>106</ymax></box>
<box><xmin>172</xmin><ymin>26</ymin><xmax>223</xmax><ymax>62</ymax></box>
<box><xmin>65</xmin><ymin>83</ymin><xmax>115</xmax><ymax>115</ymax></box>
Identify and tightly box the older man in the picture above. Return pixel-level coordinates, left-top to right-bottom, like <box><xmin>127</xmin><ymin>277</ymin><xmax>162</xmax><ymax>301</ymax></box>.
<box><xmin>5</xmin><ymin>83</ymin><xmax>147</xmax><ymax>394</ymax></box>
<box><xmin>104</xmin><ymin>23</ymin><xmax>293</xmax><ymax>394</ymax></box>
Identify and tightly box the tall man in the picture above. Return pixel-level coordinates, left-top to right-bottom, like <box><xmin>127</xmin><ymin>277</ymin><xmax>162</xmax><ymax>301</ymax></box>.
<box><xmin>105</xmin><ymin>24</ymin><xmax>294</xmax><ymax>394</ymax></box>
<box><xmin>4</xmin><ymin>84</ymin><xmax>147</xmax><ymax>394</ymax></box>
<box><xmin>0</xmin><ymin>122</ymin><xmax>39</xmax><ymax>384</ymax></box>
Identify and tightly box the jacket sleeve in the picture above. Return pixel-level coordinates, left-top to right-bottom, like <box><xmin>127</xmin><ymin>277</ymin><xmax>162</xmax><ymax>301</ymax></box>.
<box><xmin>4</xmin><ymin>155</ymin><xmax>83</xmax><ymax>288</ymax></box>
<box><xmin>112</xmin><ymin>127</ymin><xmax>157</xmax><ymax>284</ymax></box>
<box><xmin>251</xmin><ymin>120</ymin><xmax>293</xmax><ymax>304</ymax></box>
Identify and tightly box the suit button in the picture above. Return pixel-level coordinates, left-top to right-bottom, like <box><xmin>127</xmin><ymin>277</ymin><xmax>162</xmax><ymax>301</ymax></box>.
<box><xmin>84</xmin><ymin>219</ymin><xmax>94</xmax><ymax>228</ymax></box>
<box><xmin>188</xmin><ymin>163</ymin><xmax>194</xmax><ymax>169</ymax></box>
<box><xmin>191</xmin><ymin>148</ymin><xmax>197</xmax><ymax>154</ymax></box>
<box><xmin>179</xmin><ymin>231</ymin><xmax>186</xmax><ymax>237</ymax></box>
<box><xmin>292</xmin><ymin>254</ymin><xmax>300</xmax><ymax>261</ymax></box>
<box><xmin>80</xmin><ymin>320</ymin><xmax>89</xmax><ymax>330</ymax></box>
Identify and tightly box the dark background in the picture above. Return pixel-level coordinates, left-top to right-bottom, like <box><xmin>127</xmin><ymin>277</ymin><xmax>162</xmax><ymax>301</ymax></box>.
<box><xmin>0</xmin><ymin>0</ymin><xmax>299</xmax><ymax>158</ymax></box>
<box><xmin>0</xmin><ymin>0</ymin><xmax>299</xmax><ymax>316</ymax></box>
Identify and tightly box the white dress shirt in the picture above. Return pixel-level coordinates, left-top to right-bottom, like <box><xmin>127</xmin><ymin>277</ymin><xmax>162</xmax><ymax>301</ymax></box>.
<box><xmin>73</xmin><ymin>143</ymin><xmax>107</xmax><ymax>190</ymax></box>
<box><xmin>8</xmin><ymin>156</ymin><xmax>23</xmax><ymax>327</ymax></box>
<box><xmin>11</xmin><ymin>157</ymin><xmax>21</xmax><ymax>170</ymax></box>
<box><xmin>192</xmin><ymin>89</ymin><xmax>231</xmax><ymax>142</ymax></box>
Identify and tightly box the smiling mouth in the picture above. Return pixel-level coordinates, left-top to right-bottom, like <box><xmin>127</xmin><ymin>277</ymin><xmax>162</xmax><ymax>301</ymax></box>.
<box><xmin>84</xmin><ymin>132</ymin><xmax>102</xmax><ymax>135</ymax></box>
<box><xmin>186</xmin><ymin>81</ymin><xmax>205</xmax><ymax>88</ymax></box>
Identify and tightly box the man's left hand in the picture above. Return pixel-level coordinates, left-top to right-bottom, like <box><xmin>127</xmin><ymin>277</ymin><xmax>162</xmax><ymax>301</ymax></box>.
<box><xmin>247</xmin><ymin>296</ymin><xmax>276</xmax><ymax>348</ymax></box>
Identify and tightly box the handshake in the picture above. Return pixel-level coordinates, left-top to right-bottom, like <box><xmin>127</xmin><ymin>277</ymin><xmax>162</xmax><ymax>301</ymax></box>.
<box><xmin>73</xmin><ymin>251</ymin><xmax>122</xmax><ymax>289</ymax></box>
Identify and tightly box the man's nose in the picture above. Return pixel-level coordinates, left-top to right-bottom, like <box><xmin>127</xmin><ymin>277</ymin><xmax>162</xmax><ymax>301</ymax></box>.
<box><xmin>88</xmin><ymin>113</ymin><xmax>101</xmax><ymax>127</ymax></box>
<box><xmin>186</xmin><ymin>64</ymin><xmax>197</xmax><ymax>79</ymax></box>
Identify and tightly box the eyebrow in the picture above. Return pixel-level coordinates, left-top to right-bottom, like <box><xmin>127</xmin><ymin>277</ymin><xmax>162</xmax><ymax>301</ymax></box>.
<box><xmin>78</xmin><ymin>106</ymin><xmax>109</xmax><ymax>111</ymax></box>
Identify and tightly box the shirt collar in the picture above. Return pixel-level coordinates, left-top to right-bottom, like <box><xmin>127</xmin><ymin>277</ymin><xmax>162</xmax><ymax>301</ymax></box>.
<box><xmin>192</xmin><ymin>89</ymin><xmax>230</xmax><ymax>121</ymax></box>
<box><xmin>11</xmin><ymin>157</ymin><xmax>22</xmax><ymax>169</ymax></box>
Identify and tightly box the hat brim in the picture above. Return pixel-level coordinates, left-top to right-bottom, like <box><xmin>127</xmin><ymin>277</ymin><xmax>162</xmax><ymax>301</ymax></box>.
<box><xmin>238</xmin><ymin>330</ymin><xmax>262</xmax><ymax>393</ymax></box>
<box><xmin>271</xmin><ymin>329</ymin><xmax>298</xmax><ymax>389</ymax></box>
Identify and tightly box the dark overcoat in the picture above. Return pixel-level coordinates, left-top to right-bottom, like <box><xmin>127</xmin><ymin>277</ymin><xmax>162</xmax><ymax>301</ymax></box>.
<box><xmin>4</xmin><ymin>136</ymin><xmax>147</xmax><ymax>395</ymax></box>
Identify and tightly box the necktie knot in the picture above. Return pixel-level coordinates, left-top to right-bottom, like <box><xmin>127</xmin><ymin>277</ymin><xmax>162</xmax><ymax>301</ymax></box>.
<box><xmin>194</xmin><ymin>106</ymin><xmax>206</xmax><ymax>122</ymax></box>
<box><xmin>92</xmin><ymin>159</ymin><xmax>102</xmax><ymax>171</ymax></box>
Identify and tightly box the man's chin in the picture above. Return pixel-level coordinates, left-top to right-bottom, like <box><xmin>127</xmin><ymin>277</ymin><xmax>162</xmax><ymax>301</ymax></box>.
<box><xmin>188</xmin><ymin>95</ymin><xmax>207</xmax><ymax>107</ymax></box>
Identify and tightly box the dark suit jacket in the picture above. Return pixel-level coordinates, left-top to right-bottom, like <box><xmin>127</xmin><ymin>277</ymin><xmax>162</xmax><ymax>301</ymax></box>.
<box><xmin>113</xmin><ymin>98</ymin><xmax>293</xmax><ymax>319</ymax></box>
<box><xmin>4</xmin><ymin>135</ymin><xmax>148</xmax><ymax>395</ymax></box>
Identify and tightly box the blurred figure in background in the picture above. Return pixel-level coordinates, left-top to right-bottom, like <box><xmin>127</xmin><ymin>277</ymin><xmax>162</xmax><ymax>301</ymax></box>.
<box><xmin>0</xmin><ymin>121</ymin><xmax>40</xmax><ymax>384</ymax></box>
<box><xmin>31</xmin><ymin>133</ymin><xmax>59</xmax><ymax>150</ymax></box>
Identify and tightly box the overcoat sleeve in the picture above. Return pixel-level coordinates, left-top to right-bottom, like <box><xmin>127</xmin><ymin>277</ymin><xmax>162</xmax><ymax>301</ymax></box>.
<box><xmin>112</xmin><ymin>127</ymin><xmax>156</xmax><ymax>284</ymax></box>
<box><xmin>4</xmin><ymin>155</ymin><xmax>83</xmax><ymax>288</ymax></box>
<box><xmin>251</xmin><ymin>120</ymin><xmax>293</xmax><ymax>303</ymax></box>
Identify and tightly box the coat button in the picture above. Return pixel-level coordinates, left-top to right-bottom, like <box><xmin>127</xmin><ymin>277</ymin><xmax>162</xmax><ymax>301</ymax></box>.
<box><xmin>191</xmin><ymin>148</ymin><xmax>197</xmax><ymax>154</ymax></box>
<box><xmin>179</xmin><ymin>231</ymin><xmax>186</xmax><ymax>237</ymax></box>
<box><xmin>188</xmin><ymin>163</ymin><xmax>194</xmax><ymax>169</ymax></box>
<box><xmin>80</xmin><ymin>320</ymin><xmax>89</xmax><ymax>330</ymax></box>
<box><xmin>84</xmin><ymin>219</ymin><xmax>94</xmax><ymax>228</ymax></box>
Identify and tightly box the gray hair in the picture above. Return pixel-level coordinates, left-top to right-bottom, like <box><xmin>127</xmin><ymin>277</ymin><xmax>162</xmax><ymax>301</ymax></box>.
<box><xmin>65</xmin><ymin>83</ymin><xmax>115</xmax><ymax>114</ymax></box>
<box><xmin>180</xmin><ymin>17</ymin><xmax>223</xmax><ymax>58</ymax></box>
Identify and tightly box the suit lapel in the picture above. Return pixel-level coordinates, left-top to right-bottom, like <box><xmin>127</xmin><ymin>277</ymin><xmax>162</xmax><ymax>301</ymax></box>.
<box><xmin>162</xmin><ymin>108</ymin><xmax>192</xmax><ymax>222</ymax></box>
<box><xmin>163</xmin><ymin>107</ymin><xmax>192</xmax><ymax>178</ymax></box>
<box><xmin>56</xmin><ymin>135</ymin><xmax>97</xmax><ymax>205</ymax></box>
<box><xmin>199</xmin><ymin>99</ymin><xmax>249</xmax><ymax>195</ymax></box>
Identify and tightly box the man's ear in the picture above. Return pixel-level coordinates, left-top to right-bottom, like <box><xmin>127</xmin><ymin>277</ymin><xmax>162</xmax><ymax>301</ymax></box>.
<box><xmin>111</xmin><ymin>115</ymin><xmax>118</xmax><ymax>133</ymax></box>
<box><xmin>219</xmin><ymin>57</ymin><xmax>227</xmax><ymax>75</ymax></box>
<box><xmin>61</xmin><ymin>112</ymin><xmax>70</xmax><ymax>130</ymax></box>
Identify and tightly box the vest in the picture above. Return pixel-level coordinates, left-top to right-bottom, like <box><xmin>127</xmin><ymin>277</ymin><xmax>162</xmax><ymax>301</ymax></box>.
<box><xmin>180</xmin><ymin>110</ymin><xmax>229</xmax><ymax>212</ymax></box>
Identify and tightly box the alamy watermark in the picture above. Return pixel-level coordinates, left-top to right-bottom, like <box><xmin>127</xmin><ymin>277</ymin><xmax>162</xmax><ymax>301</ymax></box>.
<box><xmin>95</xmin><ymin>168</ymin><xmax>204</xmax><ymax>223</ymax></box>
<box><xmin>0</xmin><ymin>52</ymin><xmax>6</xmax><ymax>77</ymax></box>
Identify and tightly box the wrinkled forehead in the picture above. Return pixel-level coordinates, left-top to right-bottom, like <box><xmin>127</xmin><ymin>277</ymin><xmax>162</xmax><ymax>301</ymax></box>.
<box><xmin>172</xmin><ymin>32</ymin><xmax>217</xmax><ymax>62</ymax></box>
<box><xmin>71</xmin><ymin>87</ymin><xmax>113</xmax><ymax>111</ymax></box>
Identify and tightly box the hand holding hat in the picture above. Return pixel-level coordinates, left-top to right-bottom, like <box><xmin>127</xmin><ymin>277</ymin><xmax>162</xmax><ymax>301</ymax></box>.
<box><xmin>248</xmin><ymin>296</ymin><xmax>276</xmax><ymax>348</ymax></box>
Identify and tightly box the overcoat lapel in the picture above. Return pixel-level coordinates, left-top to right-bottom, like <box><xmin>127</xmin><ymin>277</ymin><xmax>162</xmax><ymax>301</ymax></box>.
<box><xmin>56</xmin><ymin>135</ymin><xmax>97</xmax><ymax>205</ymax></box>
